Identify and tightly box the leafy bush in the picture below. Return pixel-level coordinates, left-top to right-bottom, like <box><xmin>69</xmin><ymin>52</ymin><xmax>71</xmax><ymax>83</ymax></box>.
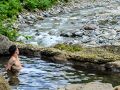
<box><xmin>0</xmin><ymin>0</ymin><xmax>65</xmax><ymax>41</ymax></box>
<box><xmin>23</xmin><ymin>0</ymin><xmax>57</xmax><ymax>10</ymax></box>
<box><xmin>0</xmin><ymin>0</ymin><xmax>22</xmax><ymax>19</ymax></box>
<box><xmin>0</xmin><ymin>23</ymin><xmax>19</xmax><ymax>41</ymax></box>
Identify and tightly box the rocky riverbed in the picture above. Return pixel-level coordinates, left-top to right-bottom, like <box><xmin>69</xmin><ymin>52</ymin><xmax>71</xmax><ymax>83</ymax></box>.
<box><xmin>1</xmin><ymin>0</ymin><xmax>120</xmax><ymax>90</ymax></box>
<box><xmin>15</xmin><ymin>0</ymin><xmax>120</xmax><ymax>47</ymax></box>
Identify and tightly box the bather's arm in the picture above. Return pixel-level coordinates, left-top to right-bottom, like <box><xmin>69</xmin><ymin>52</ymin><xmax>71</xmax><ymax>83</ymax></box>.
<box><xmin>5</xmin><ymin>59</ymin><xmax>15</xmax><ymax>70</ymax></box>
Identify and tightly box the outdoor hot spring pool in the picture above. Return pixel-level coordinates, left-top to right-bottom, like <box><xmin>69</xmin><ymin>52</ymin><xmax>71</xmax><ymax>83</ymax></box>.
<box><xmin>0</xmin><ymin>56</ymin><xmax>120</xmax><ymax>90</ymax></box>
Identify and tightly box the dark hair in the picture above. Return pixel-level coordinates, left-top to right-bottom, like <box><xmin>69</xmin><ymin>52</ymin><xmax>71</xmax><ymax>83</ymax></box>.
<box><xmin>9</xmin><ymin>45</ymin><xmax>17</xmax><ymax>56</ymax></box>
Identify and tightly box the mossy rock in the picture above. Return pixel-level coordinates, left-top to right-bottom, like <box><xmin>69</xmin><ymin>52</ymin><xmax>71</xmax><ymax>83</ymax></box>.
<box><xmin>3</xmin><ymin>40</ymin><xmax>120</xmax><ymax>63</ymax></box>
<box><xmin>1</xmin><ymin>35</ymin><xmax>120</xmax><ymax>64</ymax></box>
<box><xmin>54</xmin><ymin>44</ymin><xmax>120</xmax><ymax>63</ymax></box>
<box><xmin>0</xmin><ymin>76</ymin><xmax>11</xmax><ymax>90</ymax></box>
<box><xmin>54</xmin><ymin>44</ymin><xmax>83</xmax><ymax>52</ymax></box>
<box><xmin>75</xmin><ymin>47</ymin><xmax>120</xmax><ymax>63</ymax></box>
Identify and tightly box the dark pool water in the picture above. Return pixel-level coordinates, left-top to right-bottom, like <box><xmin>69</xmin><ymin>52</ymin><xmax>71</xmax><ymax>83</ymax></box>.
<box><xmin>0</xmin><ymin>56</ymin><xmax>120</xmax><ymax>90</ymax></box>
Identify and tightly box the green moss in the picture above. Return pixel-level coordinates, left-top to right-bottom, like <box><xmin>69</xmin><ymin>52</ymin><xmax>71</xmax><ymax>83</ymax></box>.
<box><xmin>79</xmin><ymin>53</ymin><xmax>97</xmax><ymax>60</ymax></box>
<box><xmin>9</xmin><ymin>42</ymin><xmax>120</xmax><ymax>63</ymax></box>
<box><xmin>65</xmin><ymin>46</ymin><xmax>120</xmax><ymax>63</ymax></box>
<box><xmin>81</xmin><ymin>47</ymin><xmax>120</xmax><ymax>62</ymax></box>
<box><xmin>54</xmin><ymin>44</ymin><xmax>83</xmax><ymax>52</ymax></box>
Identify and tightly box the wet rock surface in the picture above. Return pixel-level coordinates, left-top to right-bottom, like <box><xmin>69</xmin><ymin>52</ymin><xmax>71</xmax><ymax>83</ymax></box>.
<box><xmin>0</xmin><ymin>35</ymin><xmax>12</xmax><ymax>55</ymax></box>
<box><xmin>40</xmin><ymin>48</ymin><xmax>68</xmax><ymax>63</ymax></box>
<box><xmin>83</xmin><ymin>24</ymin><xmax>98</xmax><ymax>30</ymax></box>
<box><xmin>58</xmin><ymin>82</ymin><xmax>113</xmax><ymax>90</ymax></box>
<box><xmin>0</xmin><ymin>75</ymin><xmax>10</xmax><ymax>90</ymax></box>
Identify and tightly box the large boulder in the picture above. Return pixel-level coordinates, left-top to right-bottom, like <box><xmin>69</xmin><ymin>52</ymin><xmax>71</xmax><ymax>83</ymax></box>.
<box><xmin>0</xmin><ymin>35</ymin><xmax>42</xmax><ymax>56</ymax></box>
<box><xmin>0</xmin><ymin>35</ymin><xmax>12</xmax><ymax>55</ymax></box>
<box><xmin>0</xmin><ymin>75</ymin><xmax>11</xmax><ymax>90</ymax></box>
<box><xmin>58</xmin><ymin>82</ymin><xmax>113</xmax><ymax>90</ymax></box>
<box><xmin>80</xmin><ymin>82</ymin><xmax>113</xmax><ymax>90</ymax></box>
<box><xmin>40</xmin><ymin>48</ymin><xmax>68</xmax><ymax>63</ymax></box>
<box><xmin>83</xmin><ymin>24</ymin><xmax>98</xmax><ymax>30</ymax></box>
<box><xmin>15</xmin><ymin>42</ymin><xmax>42</xmax><ymax>56</ymax></box>
<box><xmin>114</xmin><ymin>85</ymin><xmax>120</xmax><ymax>90</ymax></box>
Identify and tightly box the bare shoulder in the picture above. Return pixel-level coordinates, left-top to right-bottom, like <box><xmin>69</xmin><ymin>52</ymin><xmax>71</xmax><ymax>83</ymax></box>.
<box><xmin>9</xmin><ymin>57</ymin><xmax>16</xmax><ymax>63</ymax></box>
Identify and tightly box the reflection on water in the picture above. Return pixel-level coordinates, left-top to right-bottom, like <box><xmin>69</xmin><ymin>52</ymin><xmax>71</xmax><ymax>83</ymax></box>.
<box><xmin>0</xmin><ymin>56</ymin><xmax>120</xmax><ymax>90</ymax></box>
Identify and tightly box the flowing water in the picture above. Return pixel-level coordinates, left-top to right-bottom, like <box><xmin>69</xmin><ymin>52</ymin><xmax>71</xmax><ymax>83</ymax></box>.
<box><xmin>0</xmin><ymin>56</ymin><xmax>120</xmax><ymax>90</ymax></box>
<box><xmin>3</xmin><ymin>0</ymin><xmax>120</xmax><ymax>89</ymax></box>
<box><xmin>18</xmin><ymin>0</ymin><xmax>120</xmax><ymax>47</ymax></box>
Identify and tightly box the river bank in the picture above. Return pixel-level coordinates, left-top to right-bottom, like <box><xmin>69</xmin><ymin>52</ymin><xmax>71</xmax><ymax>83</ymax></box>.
<box><xmin>1</xmin><ymin>34</ymin><xmax>120</xmax><ymax>73</ymax></box>
<box><xmin>0</xmin><ymin>0</ymin><xmax>120</xmax><ymax>89</ymax></box>
<box><xmin>1</xmin><ymin>35</ymin><xmax>120</xmax><ymax>90</ymax></box>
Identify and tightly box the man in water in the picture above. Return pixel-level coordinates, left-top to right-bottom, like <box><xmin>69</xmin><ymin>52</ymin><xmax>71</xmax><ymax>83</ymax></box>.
<box><xmin>5</xmin><ymin>45</ymin><xmax>22</xmax><ymax>85</ymax></box>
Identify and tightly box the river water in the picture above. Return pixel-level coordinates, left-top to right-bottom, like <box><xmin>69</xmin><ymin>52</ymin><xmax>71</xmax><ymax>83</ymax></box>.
<box><xmin>0</xmin><ymin>56</ymin><xmax>120</xmax><ymax>90</ymax></box>
<box><xmin>18</xmin><ymin>0</ymin><xmax>120</xmax><ymax>47</ymax></box>
<box><xmin>4</xmin><ymin>0</ymin><xmax>120</xmax><ymax>89</ymax></box>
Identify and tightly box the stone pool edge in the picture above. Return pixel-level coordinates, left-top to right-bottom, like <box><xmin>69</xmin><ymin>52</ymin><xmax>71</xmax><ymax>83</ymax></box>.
<box><xmin>0</xmin><ymin>35</ymin><xmax>120</xmax><ymax>73</ymax></box>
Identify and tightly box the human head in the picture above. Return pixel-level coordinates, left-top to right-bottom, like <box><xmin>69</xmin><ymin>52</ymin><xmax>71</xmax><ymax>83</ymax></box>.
<box><xmin>9</xmin><ymin>45</ymin><xmax>19</xmax><ymax>56</ymax></box>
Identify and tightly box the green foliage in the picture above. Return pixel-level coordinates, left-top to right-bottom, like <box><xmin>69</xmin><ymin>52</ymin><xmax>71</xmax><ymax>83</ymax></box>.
<box><xmin>38</xmin><ymin>0</ymin><xmax>53</xmax><ymax>9</ymax></box>
<box><xmin>23</xmin><ymin>0</ymin><xmax>39</xmax><ymax>10</ymax></box>
<box><xmin>0</xmin><ymin>23</ymin><xmax>20</xmax><ymax>41</ymax></box>
<box><xmin>54</xmin><ymin>44</ymin><xmax>83</xmax><ymax>52</ymax></box>
<box><xmin>0</xmin><ymin>0</ymin><xmax>22</xmax><ymax>41</ymax></box>
<box><xmin>23</xmin><ymin>35</ymin><xmax>32</xmax><ymax>40</ymax></box>
<box><xmin>23</xmin><ymin>0</ymin><xmax>57</xmax><ymax>10</ymax></box>
<box><xmin>0</xmin><ymin>0</ymin><xmax>22</xmax><ymax>20</ymax></box>
<box><xmin>0</xmin><ymin>0</ymin><xmax>63</xmax><ymax>41</ymax></box>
